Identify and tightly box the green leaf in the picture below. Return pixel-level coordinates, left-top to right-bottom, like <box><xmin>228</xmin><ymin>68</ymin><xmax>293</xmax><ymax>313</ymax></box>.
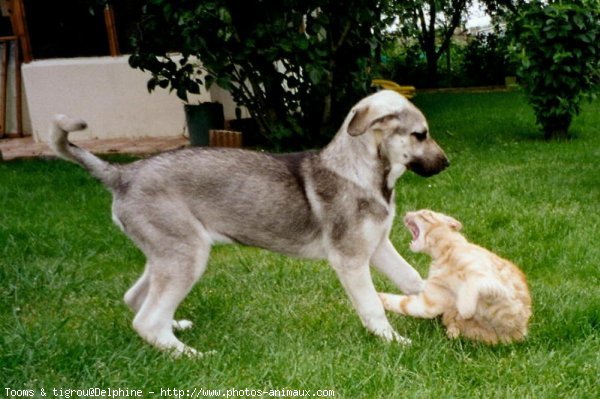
<box><xmin>158</xmin><ymin>79</ymin><xmax>169</xmax><ymax>89</ymax></box>
<box><xmin>176</xmin><ymin>87</ymin><xmax>188</xmax><ymax>102</ymax></box>
<box><xmin>204</xmin><ymin>75</ymin><xmax>215</xmax><ymax>90</ymax></box>
<box><xmin>296</xmin><ymin>36</ymin><xmax>309</xmax><ymax>51</ymax></box>
<box><xmin>216</xmin><ymin>76</ymin><xmax>232</xmax><ymax>90</ymax></box>
<box><xmin>147</xmin><ymin>77</ymin><xmax>157</xmax><ymax>93</ymax></box>
<box><xmin>186</xmin><ymin>80</ymin><xmax>200</xmax><ymax>94</ymax></box>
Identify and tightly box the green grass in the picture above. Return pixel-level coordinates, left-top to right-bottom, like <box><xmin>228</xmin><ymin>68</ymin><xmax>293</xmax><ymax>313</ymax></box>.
<box><xmin>1</xmin><ymin>91</ymin><xmax>598</xmax><ymax>398</ymax></box>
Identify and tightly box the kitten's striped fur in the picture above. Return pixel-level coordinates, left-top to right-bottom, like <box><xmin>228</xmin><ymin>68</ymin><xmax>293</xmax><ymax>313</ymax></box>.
<box><xmin>380</xmin><ymin>210</ymin><xmax>532</xmax><ymax>344</ymax></box>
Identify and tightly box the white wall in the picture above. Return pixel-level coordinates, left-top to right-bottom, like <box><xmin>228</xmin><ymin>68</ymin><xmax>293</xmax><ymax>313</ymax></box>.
<box><xmin>22</xmin><ymin>55</ymin><xmax>242</xmax><ymax>143</ymax></box>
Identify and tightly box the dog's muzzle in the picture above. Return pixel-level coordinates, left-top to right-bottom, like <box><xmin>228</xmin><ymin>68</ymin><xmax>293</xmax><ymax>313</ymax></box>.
<box><xmin>408</xmin><ymin>153</ymin><xmax>449</xmax><ymax>177</ymax></box>
<box><xmin>407</xmin><ymin>137</ymin><xmax>449</xmax><ymax>177</ymax></box>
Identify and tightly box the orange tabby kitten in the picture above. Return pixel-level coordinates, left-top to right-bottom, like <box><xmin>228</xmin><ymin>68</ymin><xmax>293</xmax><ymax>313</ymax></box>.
<box><xmin>379</xmin><ymin>210</ymin><xmax>532</xmax><ymax>344</ymax></box>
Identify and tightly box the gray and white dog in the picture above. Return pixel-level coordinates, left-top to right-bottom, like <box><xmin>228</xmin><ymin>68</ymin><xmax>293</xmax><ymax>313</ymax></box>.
<box><xmin>50</xmin><ymin>90</ymin><xmax>448</xmax><ymax>356</ymax></box>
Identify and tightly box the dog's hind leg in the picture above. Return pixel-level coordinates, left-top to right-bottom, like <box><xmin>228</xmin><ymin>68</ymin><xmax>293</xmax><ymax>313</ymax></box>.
<box><xmin>124</xmin><ymin>268</ymin><xmax>149</xmax><ymax>314</ymax></box>
<box><xmin>132</xmin><ymin>240</ymin><xmax>211</xmax><ymax>357</ymax></box>
<box><xmin>124</xmin><ymin>268</ymin><xmax>192</xmax><ymax>331</ymax></box>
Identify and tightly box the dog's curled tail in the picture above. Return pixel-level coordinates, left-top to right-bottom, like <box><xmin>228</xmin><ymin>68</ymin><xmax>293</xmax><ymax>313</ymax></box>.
<box><xmin>50</xmin><ymin>114</ymin><xmax>121</xmax><ymax>189</ymax></box>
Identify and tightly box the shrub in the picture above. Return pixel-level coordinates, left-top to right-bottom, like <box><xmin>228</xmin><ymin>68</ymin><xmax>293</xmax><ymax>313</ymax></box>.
<box><xmin>379</xmin><ymin>31</ymin><xmax>515</xmax><ymax>89</ymax></box>
<box><xmin>461</xmin><ymin>32</ymin><xmax>515</xmax><ymax>87</ymax></box>
<box><xmin>129</xmin><ymin>0</ymin><xmax>386</xmax><ymax>149</ymax></box>
<box><xmin>509</xmin><ymin>0</ymin><xmax>600</xmax><ymax>139</ymax></box>
<box><xmin>378</xmin><ymin>40</ymin><xmax>429</xmax><ymax>87</ymax></box>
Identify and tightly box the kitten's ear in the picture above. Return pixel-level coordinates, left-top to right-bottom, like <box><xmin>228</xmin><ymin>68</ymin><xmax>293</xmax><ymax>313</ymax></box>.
<box><xmin>444</xmin><ymin>215</ymin><xmax>463</xmax><ymax>231</ymax></box>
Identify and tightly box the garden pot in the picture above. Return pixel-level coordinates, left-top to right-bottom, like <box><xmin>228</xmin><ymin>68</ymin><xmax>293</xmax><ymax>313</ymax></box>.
<box><xmin>184</xmin><ymin>103</ymin><xmax>225</xmax><ymax>146</ymax></box>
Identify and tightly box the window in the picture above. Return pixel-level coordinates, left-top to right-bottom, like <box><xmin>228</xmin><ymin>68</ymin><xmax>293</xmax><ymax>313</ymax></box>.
<box><xmin>23</xmin><ymin>0</ymin><xmax>143</xmax><ymax>59</ymax></box>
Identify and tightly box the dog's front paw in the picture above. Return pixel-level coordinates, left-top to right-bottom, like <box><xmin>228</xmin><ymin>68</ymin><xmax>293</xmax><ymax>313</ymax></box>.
<box><xmin>371</xmin><ymin>323</ymin><xmax>412</xmax><ymax>345</ymax></box>
<box><xmin>398</xmin><ymin>271</ymin><xmax>425</xmax><ymax>295</ymax></box>
<box><xmin>401</xmin><ymin>278</ymin><xmax>424</xmax><ymax>295</ymax></box>
<box><xmin>390</xmin><ymin>331</ymin><xmax>412</xmax><ymax>346</ymax></box>
<box><xmin>171</xmin><ymin>346</ymin><xmax>218</xmax><ymax>359</ymax></box>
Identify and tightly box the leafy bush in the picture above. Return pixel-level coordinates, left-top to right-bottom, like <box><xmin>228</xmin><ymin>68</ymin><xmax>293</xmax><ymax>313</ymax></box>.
<box><xmin>509</xmin><ymin>0</ymin><xmax>600</xmax><ymax>139</ymax></box>
<box><xmin>129</xmin><ymin>0</ymin><xmax>386</xmax><ymax>149</ymax></box>
<box><xmin>379</xmin><ymin>30</ymin><xmax>515</xmax><ymax>89</ymax></box>
<box><xmin>461</xmin><ymin>32</ymin><xmax>515</xmax><ymax>87</ymax></box>
<box><xmin>378</xmin><ymin>40</ymin><xmax>429</xmax><ymax>87</ymax></box>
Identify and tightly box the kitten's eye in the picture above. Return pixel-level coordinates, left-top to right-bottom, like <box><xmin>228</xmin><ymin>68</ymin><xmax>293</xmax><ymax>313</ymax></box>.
<box><xmin>411</xmin><ymin>131</ymin><xmax>427</xmax><ymax>141</ymax></box>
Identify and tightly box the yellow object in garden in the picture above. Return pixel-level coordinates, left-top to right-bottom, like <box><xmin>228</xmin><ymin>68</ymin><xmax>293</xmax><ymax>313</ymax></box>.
<box><xmin>371</xmin><ymin>79</ymin><xmax>416</xmax><ymax>99</ymax></box>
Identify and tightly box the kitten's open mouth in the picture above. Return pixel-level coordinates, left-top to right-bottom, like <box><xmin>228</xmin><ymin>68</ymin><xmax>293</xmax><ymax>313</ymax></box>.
<box><xmin>405</xmin><ymin>220</ymin><xmax>420</xmax><ymax>242</ymax></box>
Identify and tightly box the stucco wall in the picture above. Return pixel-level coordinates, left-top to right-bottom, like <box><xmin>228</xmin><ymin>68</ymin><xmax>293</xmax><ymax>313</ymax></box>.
<box><xmin>22</xmin><ymin>55</ymin><xmax>241</xmax><ymax>143</ymax></box>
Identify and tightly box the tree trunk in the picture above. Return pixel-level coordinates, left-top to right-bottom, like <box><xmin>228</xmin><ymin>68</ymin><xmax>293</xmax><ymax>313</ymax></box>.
<box><xmin>542</xmin><ymin>114</ymin><xmax>572</xmax><ymax>140</ymax></box>
<box><xmin>425</xmin><ymin>51</ymin><xmax>438</xmax><ymax>87</ymax></box>
<box><xmin>419</xmin><ymin>0</ymin><xmax>439</xmax><ymax>87</ymax></box>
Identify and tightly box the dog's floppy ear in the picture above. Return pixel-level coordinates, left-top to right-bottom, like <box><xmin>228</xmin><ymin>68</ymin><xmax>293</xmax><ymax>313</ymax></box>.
<box><xmin>347</xmin><ymin>105</ymin><xmax>373</xmax><ymax>136</ymax></box>
<box><xmin>347</xmin><ymin>105</ymin><xmax>397</xmax><ymax>136</ymax></box>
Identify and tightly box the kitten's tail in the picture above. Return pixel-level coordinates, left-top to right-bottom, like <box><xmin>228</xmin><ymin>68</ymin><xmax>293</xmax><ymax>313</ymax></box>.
<box><xmin>49</xmin><ymin>115</ymin><xmax>122</xmax><ymax>189</ymax></box>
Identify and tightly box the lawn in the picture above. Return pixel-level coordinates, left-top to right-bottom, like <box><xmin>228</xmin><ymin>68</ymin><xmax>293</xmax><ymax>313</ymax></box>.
<box><xmin>1</xmin><ymin>91</ymin><xmax>598</xmax><ymax>398</ymax></box>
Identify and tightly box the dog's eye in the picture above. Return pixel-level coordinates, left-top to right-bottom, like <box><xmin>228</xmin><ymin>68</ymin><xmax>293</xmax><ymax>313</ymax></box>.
<box><xmin>411</xmin><ymin>131</ymin><xmax>427</xmax><ymax>142</ymax></box>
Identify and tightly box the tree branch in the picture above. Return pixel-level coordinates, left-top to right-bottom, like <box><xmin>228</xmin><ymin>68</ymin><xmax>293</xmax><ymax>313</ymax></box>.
<box><xmin>415</xmin><ymin>6</ymin><xmax>428</xmax><ymax>50</ymax></box>
<box><xmin>435</xmin><ymin>0</ymin><xmax>468</xmax><ymax>60</ymax></box>
<box><xmin>333</xmin><ymin>20</ymin><xmax>352</xmax><ymax>53</ymax></box>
